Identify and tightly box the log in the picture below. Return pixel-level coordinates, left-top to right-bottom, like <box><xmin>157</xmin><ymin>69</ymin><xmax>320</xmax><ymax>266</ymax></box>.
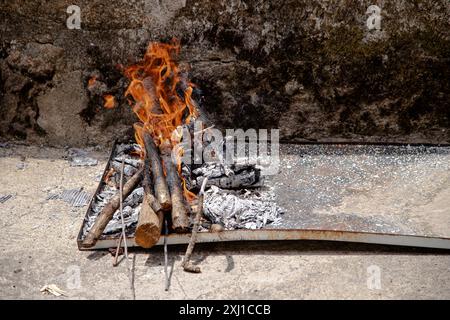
<box><xmin>135</xmin><ymin>157</ymin><xmax>164</xmax><ymax>248</ymax></box>
<box><xmin>82</xmin><ymin>167</ymin><xmax>143</xmax><ymax>248</ymax></box>
<box><xmin>161</xmin><ymin>147</ymin><xmax>189</xmax><ymax>233</ymax></box>
<box><xmin>135</xmin><ymin>193</ymin><xmax>164</xmax><ymax>248</ymax></box>
<box><xmin>143</xmin><ymin>131</ymin><xmax>171</xmax><ymax>210</ymax></box>
<box><xmin>142</xmin><ymin>157</ymin><xmax>162</xmax><ymax>214</ymax></box>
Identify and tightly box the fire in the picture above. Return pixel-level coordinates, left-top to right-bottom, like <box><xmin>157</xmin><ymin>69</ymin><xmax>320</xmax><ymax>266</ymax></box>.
<box><xmin>88</xmin><ymin>76</ymin><xmax>97</xmax><ymax>89</ymax></box>
<box><xmin>124</xmin><ymin>39</ymin><xmax>198</xmax><ymax>144</ymax></box>
<box><xmin>124</xmin><ymin>39</ymin><xmax>199</xmax><ymax>201</ymax></box>
<box><xmin>103</xmin><ymin>94</ymin><xmax>115</xmax><ymax>109</ymax></box>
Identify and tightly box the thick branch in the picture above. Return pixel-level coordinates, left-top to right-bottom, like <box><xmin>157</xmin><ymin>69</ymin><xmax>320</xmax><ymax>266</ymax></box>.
<box><xmin>143</xmin><ymin>157</ymin><xmax>162</xmax><ymax>214</ymax></box>
<box><xmin>143</xmin><ymin>131</ymin><xmax>171</xmax><ymax>210</ymax></box>
<box><xmin>161</xmin><ymin>149</ymin><xmax>189</xmax><ymax>233</ymax></box>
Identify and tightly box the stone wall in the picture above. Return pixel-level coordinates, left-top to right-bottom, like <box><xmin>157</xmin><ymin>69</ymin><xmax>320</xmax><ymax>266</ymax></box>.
<box><xmin>1</xmin><ymin>0</ymin><xmax>449</xmax><ymax>146</ymax></box>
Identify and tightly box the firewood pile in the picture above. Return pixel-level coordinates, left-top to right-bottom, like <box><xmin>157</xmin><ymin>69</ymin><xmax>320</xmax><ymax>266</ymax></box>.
<box><xmin>80</xmin><ymin>140</ymin><xmax>284</xmax><ymax>248</ymax></box>
<box><xmin>79</xmin><ymin>40</ymin><xmax>284</xmax><ymax>275</ymax></box>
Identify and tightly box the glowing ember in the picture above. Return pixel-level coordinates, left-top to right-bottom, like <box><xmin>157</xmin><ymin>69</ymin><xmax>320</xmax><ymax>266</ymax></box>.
<box><xmin>88</xmin><ymin>76</ymin><xmax>97</xmax><ymax>89</ymax></box>
<box><xmin>104</xmin><ymin>167</ymin><xmax>115</xmax><ymax>184</ymax></box>
<box><xmin>103</xmin><ymin>95</ymin><xmax>115</xmax><ymax>109</ymax></box>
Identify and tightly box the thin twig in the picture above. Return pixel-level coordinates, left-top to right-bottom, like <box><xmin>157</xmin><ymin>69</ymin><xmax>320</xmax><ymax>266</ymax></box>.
<box><xmin>120</xmin><ymin>160</ymin><xmax>136</xmax><ymax>299</ymax></box>
<box><xmin>112</xmin><ymin>233</ymin><xmax>123</xmax><ymax>267</ymax></box>
<box><xmin>130</xmin><ymin>253</ymin><xmax>136</xmax><ymax>300</ymax></box>
<box><xmin>119</xmin><ymin>159</ymin><xmax>128</xmax><ymax>259</ymax></box>
<box><xmin>182</xmin><ymin>177</ymin><xmax>208</xmax><ymax>273</ymax></box>
<box><xmin>164</xmin><ymin>218</ymin><xmax>169</xmax><ymax>291</ymax></box>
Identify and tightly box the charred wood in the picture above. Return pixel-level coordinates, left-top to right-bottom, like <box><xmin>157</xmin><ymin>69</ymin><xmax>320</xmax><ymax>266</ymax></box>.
<box><xmin>143</xmin><ymin>131</ymin><xmax>171</xmax><ymax>210</ymax></box>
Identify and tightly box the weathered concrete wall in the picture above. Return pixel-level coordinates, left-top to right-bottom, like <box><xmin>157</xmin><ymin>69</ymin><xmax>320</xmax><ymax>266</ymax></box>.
<box><xmin>1</xmin><ymin>0</ymin><xmax>449</xmax><ymax>146</ymax></box>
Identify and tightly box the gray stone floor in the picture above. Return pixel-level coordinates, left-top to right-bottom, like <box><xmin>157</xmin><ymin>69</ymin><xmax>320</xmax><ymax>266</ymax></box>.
<box><xmin>0</xmin><ymin>143</ymin><xmax>449</xmax><ymax>299</ymax></box>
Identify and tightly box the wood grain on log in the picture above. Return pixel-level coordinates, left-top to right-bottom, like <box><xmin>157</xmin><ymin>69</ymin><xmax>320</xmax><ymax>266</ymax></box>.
<box><xmin>143</xmin><ymin>132</ymin><xmax>171</xmax><ymax>210</ymax></box>
<box><xmin>135</xmin><ymin>193</ymin><xmax>163</xmax><ymax>248</ymax></box>
<box><xmin>135</xmin><ymin>155</ymin><xmax>164</xmax><ymax>248</ymax></box>
<box><xmin>143</xmin><ymin>157</ymin><xmax>162</xmax><ymax>214</ymax></box>
<box><xmin>161</xmin><ymin>147</ymin><xmax>189</xmax><ymax>233</ymax></box>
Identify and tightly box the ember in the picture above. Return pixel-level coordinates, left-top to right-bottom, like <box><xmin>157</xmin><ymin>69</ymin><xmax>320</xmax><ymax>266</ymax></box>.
<box><xmin>103</xmin><ymin>94</ymin><xmax>115</xmax><ymax>109</ymax></box>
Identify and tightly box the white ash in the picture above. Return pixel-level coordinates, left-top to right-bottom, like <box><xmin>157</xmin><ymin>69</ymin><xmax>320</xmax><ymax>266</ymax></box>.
<box><xmin>123</xmin><ymin>186</ymin><xmax>144</xmax><ymax>207</ymax></box>
<box><xmin>188</xmin><ymin>162</ymin><xmax>264</xmax><ymax>190</ymax></box>
<box><xmin>106</xmin><ymin>159</ymin><xmax>142</xmax><ymax>187</ymax></box>
<box><xmin>113</xmin><ymin>157</ymin><xmax>141</xmax><ymax>168</ymax></box>
<box><xmin>81</xmin><ymin>143</ymin><xmax>143</xmax><ymax>237</ymax></box>
<box><xmin>104</xmin><ymin>204</ymin><xmax>141</xmax><ymax>234</ymax></box>
<box><xmin>70</xmin><ymin>157</ymin><xmax>98</xmax><ymax>167</ymax></box>
<box><xmin>114</xmin><ymin>143</ymin><xmax>141</xmax><ymax>157</ymax></box>
<box><xmin>83</xmin><ymin>186</ymin><xmax>143</xmax><ymax>236</ymax></box>
<box><xmin>203</xmin><ymin>185</ymin><xmax>284</xmax><ymax>230</ymax></box>
<box><xmin>110</xmin><ymin>144</ymin><xmax>142</xmax><ymax>176</ymax></box>
<box><xmin>197</xmin><ymin>170</ymin><xmax>262</xmax><ymax>189</ymax></box>
<box><xmin>67</xmin><ymin>148</ymin><xmax>98</xmax><ymax>167</ymax></box>
<box><xmin>192</xmin><ymin>163</ymin><xmax>234</xmax><ymax>178</ymax></box>
<box><xmin>110</xmin><ymin>160</ymin><xmax>139</xmax><ymax>177</ymax></box>
<box><xmin>92</xmin><ymin>187</ymin><xmax>144</xmax><ymax>212</ymax></box>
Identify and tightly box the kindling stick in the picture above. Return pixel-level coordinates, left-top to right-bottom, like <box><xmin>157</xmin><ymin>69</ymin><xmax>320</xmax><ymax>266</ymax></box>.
<box><xmin>112</xmin><ymin>233</ymin><xmax>123</xmax><ymax>267</ymax></box>
<box><xmin>164</xmin><ymin>218</ymin><xmax>169</xmax><ymax>291</ymax></box>
<box><xmin>182</xmin><ymin>177</ymin><xmax>208</xmax><ymax>273</ymax></box>
<box><xmin>119</xmin><ymin>159</ymin><xmax>129</xmax><ymax>258</ymax></box>
<box><xmin>112</xmin><ymin>160</ymin><xmax>129</xmax><ymax>266</ymax></box>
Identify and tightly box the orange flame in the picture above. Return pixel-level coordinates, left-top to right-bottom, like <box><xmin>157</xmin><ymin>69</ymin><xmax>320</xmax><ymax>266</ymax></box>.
<box><xmin>103</xmin><ymin>95</ymin><xmax>115</xmax><ymax>109</ymax></box>
<box><xmin>124</xmin><ymin>39</ymin><xmax>199</xmax><ymax>201</ymax></box>
<box><xmin>88</xmin><ymin>76</ymin><xmax>97</xmax><ymax>89</ymax></box>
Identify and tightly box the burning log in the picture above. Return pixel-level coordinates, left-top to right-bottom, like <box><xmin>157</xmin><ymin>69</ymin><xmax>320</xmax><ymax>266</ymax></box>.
<box><xmin>135</xmin><ymin>158</ymin><xmax>164</xmax><ymax>248</ymax></box>
<box><xmin>82</xmin><ymin>167</ymin><xmax>144</xmax><ymax>248</ymax></box>
<box><xmin>161</xmin><ymin>144</ymin><xmax>189</xmax><ymax>233</ymax></box>
<box><xmin>143</xmin><ymin>131</ymin><xmax>171</xmax><ymax>210</ymax></box>
<box><xmin>142</xmin><ymin>158</ymin><xmax>162</xmax><ymax>214</ymax></box>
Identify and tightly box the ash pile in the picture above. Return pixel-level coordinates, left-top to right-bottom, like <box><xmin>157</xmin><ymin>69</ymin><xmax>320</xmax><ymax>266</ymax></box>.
<box><xmin>81</xmin><ymin>141</ymin><xmax>284</xmax><ymax>242</ymax></box>
<box><xmin>181</xmin><ymin>135</ymin><xmax>285</xmax><ymax>230</ymax></box>
<box><xmin>82</xmin><ymin>144</ymin><xmax>143</xmax><ymax>237</ymax></box>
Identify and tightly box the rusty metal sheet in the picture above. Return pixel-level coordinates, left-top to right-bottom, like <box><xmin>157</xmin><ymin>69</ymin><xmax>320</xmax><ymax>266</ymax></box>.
<box><xmin>77</xmin><ymin>143</ymin><xmax>450</xmax><ymax>250</ymax></box>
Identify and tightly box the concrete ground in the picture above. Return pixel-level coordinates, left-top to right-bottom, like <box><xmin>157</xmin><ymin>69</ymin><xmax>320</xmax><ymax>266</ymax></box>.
<box><xmin>0</xmin><ymin>143</ymin><xmax>449</xmax><ymax>300</ymax></box>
